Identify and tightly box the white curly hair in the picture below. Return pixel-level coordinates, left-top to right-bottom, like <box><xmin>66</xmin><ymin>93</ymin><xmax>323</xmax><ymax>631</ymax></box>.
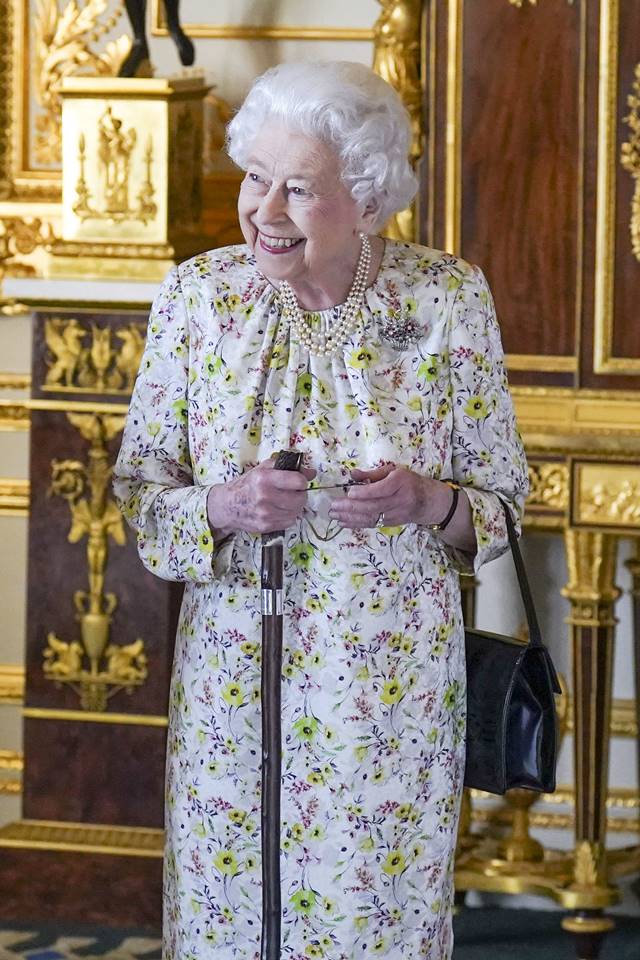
<box><xmin>226</xmin><ymin>60</ymin><xmax>418</xmax><ymax>231</ymax></box>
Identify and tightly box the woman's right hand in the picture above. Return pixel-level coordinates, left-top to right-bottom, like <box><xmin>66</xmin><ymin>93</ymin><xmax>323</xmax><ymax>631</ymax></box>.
<box><xmin>206</xmin><ymin>458</ymin><xmax>316</xmax><ymax>538</ymax></box>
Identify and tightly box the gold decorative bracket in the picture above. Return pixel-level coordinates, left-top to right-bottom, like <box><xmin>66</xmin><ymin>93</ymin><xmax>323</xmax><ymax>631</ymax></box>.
<box><xmin>43</xmin><ymin>412</ymin><xmax>147</xmax><ymax>711</ymax></box>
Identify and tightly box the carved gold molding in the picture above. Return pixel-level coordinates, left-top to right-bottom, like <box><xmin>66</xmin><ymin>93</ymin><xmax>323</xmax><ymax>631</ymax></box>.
<box><xmin>0</xmin><ymin>665</ymin><xmax>25</xmax><ymax>704</ymax></box>
<box><xmin>150</xmin><ymin>0</ymin><xmax>374</xmax><ymax>40</ymax></box>
<box><xmin>512</xmin><ymin>387</ymin><xmax>640</xmax><ymax>439</ymax></box>
<box><xmin>506</xmin><ymin>354</ymin><xmax>577</xmax><ymax>373</ymax></box>
<box><xmin>621</xmin><ymin>62</ymin><xmax>640</xmax><ymax>261</ymax></box>
<box><xmin>508</xmin><ymin>0</ymin><xmax>575</xmax><ymax>6</ymax></box>
<box><xmin>0</xmin><ymin>215</ymin><xmax>56</xmax><ymax>279</ymax></box>
<box><xmin>562</xmin><ymin>528</ymin><xmax>619</xmax><ymax>626</ymax></box>
<box><xmin>0</xmin><ymin>400</ymin><xmax>29</xmax><ymax>431</ymax></box>
<box><xmin>0</xmin><ymin>750</ymin><xmax>23</xmax><ymax>773</ymax></box>
<box><xmin>571</xmin><ymin>460</ymin><xmax>640</xmax><ymax>532</ymax></box>
<box><xmin>23</xmin><ymin>706</ymin><xmax>167</xmax><ymax>726</ymax></box>
<box><xmin>0</xmin><ymin>750</ymin><xmax>23</xmax><ymax>796</ymax></box>
<box><xmin>0</xmin><ymin>478</ymin><xmax>29</xmax><ymax>516</ymax></box>
<box><xmin>0</xmin><ymin>819</ymin><xmax>163</xmax><ymax>857</ymax></box>
<box><xmin>0</xmin><ymin>373</ymin><xmax>30</xmax><ymax>391</ymax></box>
<box><xmin>527</xmin><ymin>462</ymin><xmax>569</xmax><ymax>510</ymax></box>
<box><xmin>0</xmin><ymin>0</ymin><xmax>12</xmax><ymax>196</ymax></box>
<box><xmin>0</xmin><ymin>780</ymin><xmax>21</xmax><ymax>795</ymax></box>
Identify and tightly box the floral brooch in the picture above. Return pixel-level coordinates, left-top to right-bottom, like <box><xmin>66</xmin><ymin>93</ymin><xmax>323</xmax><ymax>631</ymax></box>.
<box><xmin>378</xmin><ymin>310</ymin><xmax>422</xmax><ymax>351</ymax></box>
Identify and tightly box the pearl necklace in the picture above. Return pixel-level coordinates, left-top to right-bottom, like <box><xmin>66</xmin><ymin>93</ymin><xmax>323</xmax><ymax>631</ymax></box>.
<box><xmin>279</xmin><ymin>232</ymin><xmax>371</xmax><ymax>357</ymax></box>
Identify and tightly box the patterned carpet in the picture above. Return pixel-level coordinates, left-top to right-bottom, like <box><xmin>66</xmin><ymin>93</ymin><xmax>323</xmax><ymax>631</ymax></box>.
<box><xmin>1</xmin><ymin>909</ymin><xmax>639</xmax><ymax>959</ymax></box>
<box><xmin>0</xmin><ymin>926</ymin><xmax>161</xmax><ymax>960</ymax></box>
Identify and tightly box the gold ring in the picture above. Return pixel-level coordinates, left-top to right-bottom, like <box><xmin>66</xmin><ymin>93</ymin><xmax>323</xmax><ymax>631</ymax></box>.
<box><xmin>376</xmin><ymin>511</ymin><xmax>385</xmax><ymax>528</ymax></box>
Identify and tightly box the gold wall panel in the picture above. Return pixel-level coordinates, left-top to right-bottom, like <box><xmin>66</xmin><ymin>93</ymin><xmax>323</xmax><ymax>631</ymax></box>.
<box><xmin>513</xmin><ymin>387</ymin><xmax>640</xmax><ymax>438</ymax></box>
<box><xmin>571</xmin><ymin>459</ymin><xmax>640</xmax><ymax>532</ymax></box>
<box><xmin>61</xmin><ymin>79</ymin><xmax>172</xmax><ymax>245</ymax></box>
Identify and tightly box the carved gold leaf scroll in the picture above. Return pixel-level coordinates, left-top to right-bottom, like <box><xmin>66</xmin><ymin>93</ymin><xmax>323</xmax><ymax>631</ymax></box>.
<box><xmin>33</xmin><ymin>0</ymin><xmax>131</xmax><ymax>166</ymax></box>
<box><xmin>43</xmin><ymin>317</ymin><xmax>145</xmax><ymax>394</ymax></box>
<box><xmin>527</xmin><ymin>462</ymin><xmax>569</xmax><ymax>510</ymax></box>
<box><xmin>621</xmin><ymin>63</ymin><xmax>640</xmax><ymax>262</ymax></box>
<box><xmin>0</xmin><ymin>217</ymin><xmax>56</xmax><ymax>279</ymax></box>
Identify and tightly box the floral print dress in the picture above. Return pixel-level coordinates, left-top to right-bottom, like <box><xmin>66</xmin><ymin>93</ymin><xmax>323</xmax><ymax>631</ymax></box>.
<box><xmin>114</xmin><ymin>239</ymin><xmax>528</xmax><ymax>960</ymax></box>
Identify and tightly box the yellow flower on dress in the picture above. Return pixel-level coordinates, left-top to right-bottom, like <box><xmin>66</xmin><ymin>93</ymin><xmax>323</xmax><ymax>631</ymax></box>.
<box><xmin>213</xmin><ymin>849</ymin><xmax>238</xmax><ymax>875</ymax></box>
<box><xmin>380</xmin><ymin>678</ymin><xmax>403</xmax><ymax>705</ymax></box>
<box><xmin>463</xmin><ymin>395</ymin><xmax>489</xmax><ymax>419</ymax></box>
<box><xmin>382</xmin><ymin>849</ymin><xmax>406</xmax><ymax>875</ymax></box>
<box><xmin>349</xmin><ymin>346</ymin><xmax>379</xmax><ymax>369</ymax></box>
<box><xmin>221</xmin><ymin>682</ymin><xmax>244</xmax><ymax>707</ymax></box>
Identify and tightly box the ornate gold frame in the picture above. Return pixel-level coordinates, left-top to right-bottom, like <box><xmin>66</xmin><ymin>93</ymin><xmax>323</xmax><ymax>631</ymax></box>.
<box><xmin>150</xmin><ymin>0</ymin><xmax>375</xmax><ymax>41</ymax></box>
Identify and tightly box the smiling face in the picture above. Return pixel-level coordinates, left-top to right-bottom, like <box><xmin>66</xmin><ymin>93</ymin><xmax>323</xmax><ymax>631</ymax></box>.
<box><xmin>237</xmin><ymin>121</ymin><xmax>374</xmax><ymax>305</ymax></box>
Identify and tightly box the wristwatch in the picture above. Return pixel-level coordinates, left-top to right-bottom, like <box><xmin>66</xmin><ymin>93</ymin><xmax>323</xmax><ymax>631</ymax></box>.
<box><xmin>425</xmin><ymin>481</ymin><xmax>461</xmax><ymax>532</ymax></box>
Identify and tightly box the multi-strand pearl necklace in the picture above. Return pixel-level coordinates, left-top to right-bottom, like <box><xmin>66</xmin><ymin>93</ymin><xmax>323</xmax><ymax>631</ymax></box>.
<box><xmin>279</xmin><ymin>232</ymin><xmax>371</xmax><ymax>358</ymax></box>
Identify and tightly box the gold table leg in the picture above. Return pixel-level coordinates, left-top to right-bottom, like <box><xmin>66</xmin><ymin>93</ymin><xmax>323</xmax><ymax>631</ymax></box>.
<box><xmin>626</xmin><ymin>541</ymin><xmax>640</xmax><ymax>905</ymax></box>
<box><xmin>560</xmin><ymin>529</ymin><xmax>620</xmax><ymax>959</ymax></box>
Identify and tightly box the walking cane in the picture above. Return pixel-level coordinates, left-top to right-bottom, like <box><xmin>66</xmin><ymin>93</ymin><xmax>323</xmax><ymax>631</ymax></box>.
<box><xmin>260</xmin><ymin>449</ymin><xmax>303</xmax><ymax>960</ymax></box>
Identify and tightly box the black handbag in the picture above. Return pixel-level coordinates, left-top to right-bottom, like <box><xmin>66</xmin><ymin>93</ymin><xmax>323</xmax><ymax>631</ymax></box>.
<box><xmin>463</xmin><ymin>499</ymin><xmax>561</xmax><ymax>795</ymax></box>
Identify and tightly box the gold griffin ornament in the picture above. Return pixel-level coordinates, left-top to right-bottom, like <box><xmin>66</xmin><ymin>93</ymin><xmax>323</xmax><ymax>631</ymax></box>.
<box><xmin>42</xmin><ymin>413</ymin><xmax>147</xmax><ymax>711</ymax></box>
<box><xmin>73</xmin><ymin>106</ymin><xmax>157</xmax><ymax>224</ymax></box>
<box><xmin>43</xmin><ymin>316</ymin><xmax>145</xmax><ymax>393</ymax></box>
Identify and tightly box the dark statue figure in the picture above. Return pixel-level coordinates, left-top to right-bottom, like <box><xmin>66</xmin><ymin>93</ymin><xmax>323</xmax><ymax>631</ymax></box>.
<box><xmin>119</xmin><ymin>0</ymin><xmax>195</xmax><ymax>78</ymax></box>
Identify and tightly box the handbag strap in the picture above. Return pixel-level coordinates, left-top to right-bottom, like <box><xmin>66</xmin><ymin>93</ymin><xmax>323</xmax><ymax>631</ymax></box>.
<box><xmin>499</xmin><ymin>499</ymin><xmax>544</xmax><ymax>649</ymax></box>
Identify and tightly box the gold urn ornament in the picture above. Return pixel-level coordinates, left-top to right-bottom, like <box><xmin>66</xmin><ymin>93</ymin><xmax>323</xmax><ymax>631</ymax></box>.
<box><xmin>43</xmin><ymin>413</ymin><xmax>147</xmax><ymax>711</ymax></box>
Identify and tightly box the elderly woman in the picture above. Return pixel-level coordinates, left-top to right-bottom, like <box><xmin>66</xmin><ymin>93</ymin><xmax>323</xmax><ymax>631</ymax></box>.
<box><xmin>114</xmin><ymin>60</ymin><xmax>528</xmax><ymax>960</ymax></box>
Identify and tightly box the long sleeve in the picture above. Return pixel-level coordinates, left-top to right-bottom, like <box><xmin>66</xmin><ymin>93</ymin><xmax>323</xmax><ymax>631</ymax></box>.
<box><xmin>113</xmin><ymin>266</ymin><xmax>233</xmax><ymax>583</ymax></box>
<box><xmin>442</xmin><ymin>264</ymin><xmax>529</xmax><ymax>574</ymax></box>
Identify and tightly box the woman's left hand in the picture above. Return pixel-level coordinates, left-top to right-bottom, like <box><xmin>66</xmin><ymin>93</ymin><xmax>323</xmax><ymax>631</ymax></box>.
<box><xmin>328</xmin><ymin>464</ymin><xmax>453</xmax><ymax>529</ymax></box>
